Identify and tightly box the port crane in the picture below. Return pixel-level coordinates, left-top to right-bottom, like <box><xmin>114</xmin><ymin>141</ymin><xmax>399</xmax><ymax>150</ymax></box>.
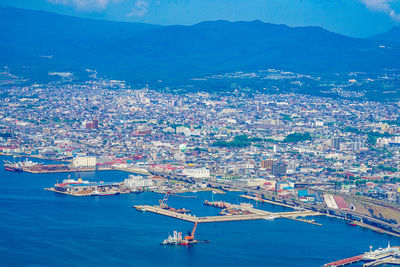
<box><xmin>158</xmin><ymin>191</ymin><xmax>192</xmax><ymax>213</ymax></box>
<box><xmin>159</xmin><ymin>191</ymin><xmax>170</xmax><ymax>209</ymax></box>
<box><xmin>184</xmin><ymin>222</ymin><xmax>198</xmax><ymax>242</ymax></box>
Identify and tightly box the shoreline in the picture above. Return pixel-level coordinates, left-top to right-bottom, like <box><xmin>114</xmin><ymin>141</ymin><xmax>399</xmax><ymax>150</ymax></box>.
<box><xmin>3</xmin><ymin>153</ymin><xmax>400</xmax><ymax>239</ymax></box>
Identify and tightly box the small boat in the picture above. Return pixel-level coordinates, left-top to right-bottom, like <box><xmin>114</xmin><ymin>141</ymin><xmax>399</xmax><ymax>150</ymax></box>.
<box><xmin>347</xmin><ymin>221</ymin><xmax>358</xmax><ymax>226</ymax></box>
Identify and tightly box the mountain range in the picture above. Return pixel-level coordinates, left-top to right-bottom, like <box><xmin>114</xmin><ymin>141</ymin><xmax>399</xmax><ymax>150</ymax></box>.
<box><xmin>1</xmin><ymin>6</ymin><xmax>400</xmax><ymax>83</ymax></box>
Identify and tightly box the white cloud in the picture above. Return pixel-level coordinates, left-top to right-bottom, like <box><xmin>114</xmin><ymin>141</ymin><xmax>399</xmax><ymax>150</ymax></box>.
<box><xmin>48</xmin><ymin>0</ymin><xmax>154</xmax><ymax>16</ymax></box>
<box><xmin>127</xmin><ymin>0</ymin><xmax>150</xmax><ymax>17</ymax></box>
<box><xmin>47</xmin><ymin>0</ymin><xmax>122</xmax><ymax>11</ymax></box>
<box><xmin>358</xmin><ymin>0</ymin><xmax>400</xmax><ymax>20</ymax></box>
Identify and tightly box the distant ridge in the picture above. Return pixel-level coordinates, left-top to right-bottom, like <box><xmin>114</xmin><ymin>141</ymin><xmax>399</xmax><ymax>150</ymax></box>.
<box><xmin>1</xmin><ymin>6</ymin><xmax>400</xmax><ymax>83</ymax></box>
<box><xmin>370</xmin><ymin>26</ymin><xmax>400</xmax><ymax>43</ymax></box>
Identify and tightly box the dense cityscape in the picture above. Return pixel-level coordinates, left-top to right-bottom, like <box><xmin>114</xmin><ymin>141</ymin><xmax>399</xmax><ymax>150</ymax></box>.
<box><xmin>2</xmin><ymin>75</ymin><xmax>400</xmax><ymax>233</ymax></box>
<box><xmin>3</xmin><ymin>1</ymin><xmax>400</xmax><ymax>266</ymax></box>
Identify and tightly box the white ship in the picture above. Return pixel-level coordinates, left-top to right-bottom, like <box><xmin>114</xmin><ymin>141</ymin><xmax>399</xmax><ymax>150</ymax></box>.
<box><xmin>363</xmin><ymin>242</ymin><xmax>399</xmax><ymax>261</ymax></box>
<box><xmin>61</xmin><ymin>178</ymin><xmax>89</xmax><ymax>184</ymax></box>
<box><xmin>162</xmin><ymin>231</ymin><xmax>183</xmax><ymax>245</ymax></box>
<box><xmin>91</xmin><ymin>190</ymin><xmax>120</xmax><ymax>196</ymax></box>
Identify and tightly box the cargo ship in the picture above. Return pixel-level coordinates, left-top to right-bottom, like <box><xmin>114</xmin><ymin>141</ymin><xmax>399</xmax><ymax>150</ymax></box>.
<box><xmin>4</xmin><ymin>159</ymin><xmax>38</xmax><ymax>172</ymax></box>
<box><xmin>4</xmin><ymin>161</ymin><xmax>22</xmax><ymax>172</ymax></box>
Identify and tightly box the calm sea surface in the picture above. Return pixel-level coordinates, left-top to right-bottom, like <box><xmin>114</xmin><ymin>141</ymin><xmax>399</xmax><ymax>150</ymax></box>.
<box><xmin>0</xmin><ymin>155</ymin><xmax>397</xmax><ymax>267</ymax></box>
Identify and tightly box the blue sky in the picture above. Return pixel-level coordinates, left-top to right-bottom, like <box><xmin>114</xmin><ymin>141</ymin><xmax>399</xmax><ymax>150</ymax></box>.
<box><xmin>2</xmin><ymin>0</ymin><xmax>400</xmax><ymax>37</ymax></box>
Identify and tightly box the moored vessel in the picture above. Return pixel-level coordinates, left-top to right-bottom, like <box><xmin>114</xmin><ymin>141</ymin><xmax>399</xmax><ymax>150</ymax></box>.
<box><xmin>363</xmin><ymin>243</ymin><xmax>399</xmax><ymax>261</ymax></box>
<box><xmin>91</xmin><ymin>190</ymin><xmax>120</xmax><ymax>196</ymax></box>
<box><xmin>4</xmin><ymin>162</ymin><xmax>23</xmax><ymax>172</ymax></box>
<box><xmin>4</xmin><ymin>158</ymin><xmax>39</xmax><ymax>172</ymax></box>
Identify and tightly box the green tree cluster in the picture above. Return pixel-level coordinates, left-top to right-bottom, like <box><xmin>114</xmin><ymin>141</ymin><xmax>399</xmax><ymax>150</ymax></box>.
<box><xmin>283</xmin><ymin>132</ymin><xmax>312</xmax><ymax>143</ymax></box>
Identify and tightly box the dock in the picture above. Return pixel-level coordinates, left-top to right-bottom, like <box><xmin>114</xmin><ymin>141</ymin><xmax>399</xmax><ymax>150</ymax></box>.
<box><xmin>133</xmin><ymin>204</ymin><xmax>322</xmax><ymax>224</ymax></box>
<box><xmin>323</xmin><ymin>255</ymin><xmax>363</xmax><ymax>267</ymax></box>
<box><xmin>286</xmin><ymin>217</ymin><xmax>322</xmax><ymax>226</ymax></box>
<box><xmin>353</xmin><ymin>221</ymin><xmax>400</xmax><ymax>238</ymax></box>
<box><xmin>363</xmin><ymin>257</ymin><xmax>400</xmax><ymax>266</ymax></box>
<box><xmin>324</xmin><ymin>246</ymin><xmax>400</xmax><ymax>267</ymax></box>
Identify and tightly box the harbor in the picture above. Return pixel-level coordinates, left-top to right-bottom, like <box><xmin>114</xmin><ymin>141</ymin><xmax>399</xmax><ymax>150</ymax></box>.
<box><xmin>4</xmin><ymin>155</ymin><xmax>400</xmax><ymax>266</ymax></box>
<box><xmin>5</xmin><ymin>156</ymin><xmax>400</xmax><ymax>241</ymax></box>
<box><xmin>134</xmin><ymin>201</ymin><xmax>322</xmax><ymax>224</ymax></box>
<box><xmin>1</xmin><ymin>161</ymin><xmax>399</xmax><ymax>267</ymax></box>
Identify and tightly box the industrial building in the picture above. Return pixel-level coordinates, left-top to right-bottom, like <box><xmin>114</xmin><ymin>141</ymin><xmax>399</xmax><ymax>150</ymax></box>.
<box><xmin>182</xmin><ymin>168</ymin><xmax>210</xmax><ymax>178</ymax></box>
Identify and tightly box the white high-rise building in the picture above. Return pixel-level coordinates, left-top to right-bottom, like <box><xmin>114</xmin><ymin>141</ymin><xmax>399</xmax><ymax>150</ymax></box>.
<box><xmin>123</xmin><ymin>175</ymin><xmax>153</xmax><ymax>188</ymax></box>
<box><xmin>72</xmin><ymin>156</ymin><xmax>96</xmax><ymax>167</ymax></box>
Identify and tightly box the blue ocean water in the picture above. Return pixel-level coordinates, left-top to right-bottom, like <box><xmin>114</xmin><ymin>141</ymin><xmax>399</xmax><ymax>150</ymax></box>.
<box><xmin>0</xmin><ymin>155</ymin><xmax>398</xmax><ymax>267</ymax></box>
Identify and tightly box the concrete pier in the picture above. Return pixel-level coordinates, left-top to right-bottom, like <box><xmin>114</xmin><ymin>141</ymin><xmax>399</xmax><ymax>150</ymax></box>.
<box><xmin>363</xmin><ymin>257</ymin><xmax>400</xmax><ymax>266</ymax></box>
<box><xmin>133</xmin><ymin>204</ymin><xmax>322</xmax><ymax>224</ymax></box>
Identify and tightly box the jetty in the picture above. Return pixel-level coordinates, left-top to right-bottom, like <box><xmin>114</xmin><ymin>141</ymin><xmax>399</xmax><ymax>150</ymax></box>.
<box><xmin>133</xmin><ymin>203</ymin><xmax>322</xmax><ymax>224</ymax></box>
<box><xmin>323</xmin><ymin>255</ymin><xmax>363</xmax><ymax>267</ymax></box>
